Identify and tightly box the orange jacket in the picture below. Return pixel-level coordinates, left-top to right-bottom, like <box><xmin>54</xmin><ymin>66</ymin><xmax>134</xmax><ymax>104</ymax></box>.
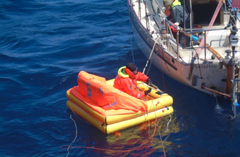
<box><xmin>75</xmin><ymin>71</ymin><xmax>148</xmax><ymax>115</ymax></box>
<box><xmin>114</xmin><ymin>67</ymin><xmax>149</xmax><ymax>98</ymax></box>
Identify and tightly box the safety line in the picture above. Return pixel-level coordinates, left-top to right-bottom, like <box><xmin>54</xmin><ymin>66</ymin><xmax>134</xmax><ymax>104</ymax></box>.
<box><xmin>165</xmin><ymin>114</ymin><xmax>172</xmax><ymax>133</ymax></box>
<box><xmin>63</xmin><ymin>102</ymin><xmax>164</xmax><ymax>155</ymax></box>
<box><xmin>143</xmin><ymin>38</ymin><xmax>158</xmax><ymax>74</ymax></box>
<box><xmin>61</xmin><ymin>124</ymin><xmax>158</xmax><ymax>154</ymax></box>
<box><xmin>66</xmin><ymin>115</ymin><xmax>78</xmax><ymax>157</ymax></box>
<box><xmin>65</xmin><ymin>103</ymin><xmax>79</xmax><ymax>157</ymax></box>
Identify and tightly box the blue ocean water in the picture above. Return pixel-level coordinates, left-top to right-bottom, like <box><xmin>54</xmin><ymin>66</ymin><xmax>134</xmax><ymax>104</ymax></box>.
<box><xmin>0</xmin><ymin>0</ymin><xmax>239</xmax><ymax>156</ymax></box>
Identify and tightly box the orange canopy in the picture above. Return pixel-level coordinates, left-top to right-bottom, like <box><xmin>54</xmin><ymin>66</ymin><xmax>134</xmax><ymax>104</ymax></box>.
<box><xmin>71</xmin><ymin>71</ymin><xmax>148</xmax><ymax>116</ymax></box>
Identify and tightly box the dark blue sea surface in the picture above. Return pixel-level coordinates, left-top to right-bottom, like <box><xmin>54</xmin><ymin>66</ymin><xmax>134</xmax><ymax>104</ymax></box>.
<box><xmin>1</xmin><ymin>0</ymin><xmax>239</xmax><ymax>156</ymax></box>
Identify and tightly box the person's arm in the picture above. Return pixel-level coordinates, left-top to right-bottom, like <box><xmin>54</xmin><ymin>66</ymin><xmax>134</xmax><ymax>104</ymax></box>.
<box><xmin>135</xmin><ymin>72</ymin><xmax>149</xmax><ymax>82</ymax></box>
<box><xmin>121</xmin><ymin>79</ymin><xmax>145</xmax><ymax>98</ymax></box>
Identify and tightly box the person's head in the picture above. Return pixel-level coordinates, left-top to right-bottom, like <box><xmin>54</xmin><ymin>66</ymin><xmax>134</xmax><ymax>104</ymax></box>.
<box><xmin>163</xmin><ymin>0</ymin><xmax>173</xmax><ymax>11</ymax></box>
<box><xmin>126</xmin><ymin>63</ymin><xmax>137</xmax><ymax>75</ymax></box>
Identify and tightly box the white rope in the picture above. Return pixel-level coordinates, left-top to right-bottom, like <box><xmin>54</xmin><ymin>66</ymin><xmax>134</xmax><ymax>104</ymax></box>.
<box><xmin>157</xmin><ymin>114</ymin><xmax>173</xmax><ymax>157</ymax></box>
<box><xmin>66</xmin><ymin>104</ymin><xmax>78</xmax><ymax>157</ymax></box>
<box><xmin>165</xmin><ymin>114</ymin><xmax>172</xmax><ymax>133</ymax></box>
<box><xmin>142</xmin><ymin>36</ymin><xmax>160</xmax><ymax>74</ymax></box>
<box><xmin>158</xmin><ymin>122</ymin><xmax>167</xmax><ymax>157</ymax></box>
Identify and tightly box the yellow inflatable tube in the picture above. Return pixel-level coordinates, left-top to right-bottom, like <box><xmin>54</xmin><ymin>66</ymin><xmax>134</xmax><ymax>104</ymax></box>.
<box><xmin>67</xmin><ymin>100</ymin><xmax>174</xmax><ymax>134</ymax></box>
<box><xmin>66</xmin><ymin>88</ymin><xmax>173</xmax><ymax>125</ymax></box>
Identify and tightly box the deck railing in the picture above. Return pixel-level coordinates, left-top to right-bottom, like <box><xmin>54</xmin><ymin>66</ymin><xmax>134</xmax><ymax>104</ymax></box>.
<box><xmin>163</xmin><ymin>17</ymin><xmax>240</xmax><ymax>62</ymax></box>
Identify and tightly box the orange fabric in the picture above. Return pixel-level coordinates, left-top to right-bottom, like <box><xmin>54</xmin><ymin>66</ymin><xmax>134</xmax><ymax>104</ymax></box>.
<box><xmin>134</xmin><ymin>72</ymin><xmax>149</xmax><ymax>81</ymax></box>
<box><xmin>77</xmin><ymin>71</ymin><xmax>108</xmax><ymax>106</ymax></box>
<box><xmin>114</xmin><ymin>68</ymin><xmax>148</xmax><ymax>98</ymax></box>
<box><xmin>74</xmin><ymin>71</ymin><xmax>148</xmax><ymax>116</ymax></box>
<box><xmin>125</xmin><ymin>68</ymin><xmax>149</xmax><ymax>81</ymax></box>
<box><xmin>69</xmin><ymin>86</ymin><xmax>143</xmax><ymax>116</ymax></box>
<box><xmin>170</xmin><ymin>25</ymin><xmax>177</xmax><ymax>36</ymax></box>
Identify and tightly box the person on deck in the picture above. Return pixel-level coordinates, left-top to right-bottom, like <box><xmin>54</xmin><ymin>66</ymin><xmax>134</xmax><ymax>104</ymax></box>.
<box><xmin>163</xmin><ymin>0</ymin><xmax>190</xmax><ymax>47</ymax></box>
<box><xmin>114</xmin><ymin>63</ymin><xmax>152</xmax><ymax>99</ymax></box>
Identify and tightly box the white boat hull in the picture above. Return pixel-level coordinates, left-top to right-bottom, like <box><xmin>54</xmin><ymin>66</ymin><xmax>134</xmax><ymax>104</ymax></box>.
<box><xmin>127</xmin><ymin>0</ymin><xmax>240</xmax><ymax>96</ymax></box>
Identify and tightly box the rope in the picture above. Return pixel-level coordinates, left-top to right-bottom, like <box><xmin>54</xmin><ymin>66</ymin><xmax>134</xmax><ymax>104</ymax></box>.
<box><xmin>165</xmin><ymin>114</ymin><xmax>172</xmax><ymax>133</ymax></box>
<box><xmin>63</xmin><ymin>101</ymin><xmax>159</xmax><ymax>155</ymax></box>
<box><xmin>66</xmin><ymin>115</ymin><xmax>78</xmax><ymax>157</ymax></box>
<box><xmin>155</xmin><ymin>118</ymin><xmax>163</xmax><ymax>157</ymax></box>
<box><xmin>214</xmin><ymin>93</ymin><xmax>219</xmax><ymax>105</ymax></box>
<box><xmin>63</xmin><ymin>102</ymin><xmax>171</xmax><ymax>156</ymax></box>
<box><xmin>158</xmin><ymin>127</ymin><xmax>166</xmax><ymax>157</ymax></box>
<box><xmin>145</xmin><ymin>58</ymin><xmax>153</xmax><ymax>76</ymax></box>
<box><xmin>159</xmin><ymin>114</ymin><xmax>172</xmax><ymax>157</ymax></box>
<box><xmin>61</xmin><ymin>124</ymin><xmax>158</xmax><ymax>154</ymax></box>
<box><xmin>65</xmin><ymin>103</ymin><xmax>79</xmax><ymax>157</ymax></box>
<box><xmin>62</xmin><ymin>115</ymin><xmax>172</xmax><ymax>156</ymax></box>
<box><xmin>143</xmin><ymin>37</ymin><xmax>159</xmax><ymax>74</ymax></box>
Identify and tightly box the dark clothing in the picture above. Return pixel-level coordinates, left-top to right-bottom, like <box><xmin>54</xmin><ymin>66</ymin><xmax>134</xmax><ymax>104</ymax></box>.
<box><xmin>167</xmin><ymin>2</ymin><xmax>190</xmax><ymax>47</ymax></box>
<box><xmin>167</xmin><ymin>5</ymin><xmax>190</xmax><ymax>28</ymax></box>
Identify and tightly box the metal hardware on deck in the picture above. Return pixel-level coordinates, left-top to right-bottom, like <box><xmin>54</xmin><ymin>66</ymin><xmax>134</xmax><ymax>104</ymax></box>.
<box><xmin>211</xmin><ymin>55</ymin><xmax>216</xmax><ymax>60</ymax></box>
<box><xmin>225</xmin><ymin>49</ymin><xmax>232</xmax><ymax>59</ymax></box>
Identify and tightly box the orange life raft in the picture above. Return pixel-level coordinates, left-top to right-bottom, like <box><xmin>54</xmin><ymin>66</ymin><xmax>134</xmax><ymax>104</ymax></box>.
<box><xmin>66</xmin><ymin>71</ymin><xmax>174</xmax><ymax>134</ymax></box>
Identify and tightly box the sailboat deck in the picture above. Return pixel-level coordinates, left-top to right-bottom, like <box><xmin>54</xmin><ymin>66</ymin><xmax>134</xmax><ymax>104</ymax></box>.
<box><xmin>131</xmin><ymin>0</ymin><xmax>240</xmax><ymax>65</ymax></box>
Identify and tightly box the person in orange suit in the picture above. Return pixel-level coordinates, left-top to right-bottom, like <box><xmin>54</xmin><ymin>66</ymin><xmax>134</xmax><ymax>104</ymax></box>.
<box><xmin>114</xmin><ymin>63</ymin><xmax>152</xmax><ymax>98</ymax></box>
